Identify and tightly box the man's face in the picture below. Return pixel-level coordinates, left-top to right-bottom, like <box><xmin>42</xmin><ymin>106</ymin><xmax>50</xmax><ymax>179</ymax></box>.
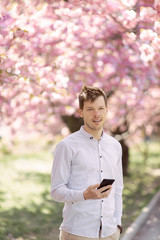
<box><xmin>79</xmin><ymin>96</ymin><xmax>108</xmax><ymax>133</ymax></box>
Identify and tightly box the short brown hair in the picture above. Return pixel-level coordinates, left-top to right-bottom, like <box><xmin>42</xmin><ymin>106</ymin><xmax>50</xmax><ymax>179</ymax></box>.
<box><xmin>79</xmin><ymin>85</ymin><xmax>107</xmax><ymax>109</ymax></box>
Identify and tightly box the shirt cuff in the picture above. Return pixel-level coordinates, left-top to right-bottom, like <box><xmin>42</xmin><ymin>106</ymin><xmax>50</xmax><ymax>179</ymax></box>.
<box><xmin>73</xmin><ymin>190</ymin><xmax>85</xmax><ymax>202</ymax></box>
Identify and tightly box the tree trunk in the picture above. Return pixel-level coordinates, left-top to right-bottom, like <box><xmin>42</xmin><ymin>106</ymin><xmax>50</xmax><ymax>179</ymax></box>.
<box><xmin>110</xmin><ymin>123</ymin><xmax>129</xmax><ymax>176</ymax></box>
<box><xmin>119</xmin><ymin>139</ymin><xmax>129</xmax><ymax>176</ymax></box>
<box><xmin>62</xmin><ymin>115</ymin><xmax>83</xmax><ymax>133</ymax></box>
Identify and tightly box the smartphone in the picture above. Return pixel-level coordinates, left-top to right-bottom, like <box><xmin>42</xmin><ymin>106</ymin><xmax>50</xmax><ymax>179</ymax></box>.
<box><xmin>97</xmin><ymin>179</ymin><xmax>115</xmax><ymax>193</ymax></box>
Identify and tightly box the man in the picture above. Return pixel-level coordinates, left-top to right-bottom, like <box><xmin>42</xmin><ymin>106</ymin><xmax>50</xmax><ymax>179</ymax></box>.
<box><xmin>50</xmin><ymin>85</ymin><xmax>123</xmax><ymax>240</ymax></box>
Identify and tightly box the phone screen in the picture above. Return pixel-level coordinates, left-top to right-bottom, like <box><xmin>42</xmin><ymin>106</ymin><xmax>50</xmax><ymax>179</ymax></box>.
<box><xmin>97</xmin><ymin>179</ymin><xmax>115</xmax><ymax>193</ymax></box>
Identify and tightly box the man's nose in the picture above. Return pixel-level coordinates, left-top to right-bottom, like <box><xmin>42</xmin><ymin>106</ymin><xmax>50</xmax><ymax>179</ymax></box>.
<box><xmin>93</xmin><ymin>110</ymin><xmax>100</xmax><ymax>116</ymax></box>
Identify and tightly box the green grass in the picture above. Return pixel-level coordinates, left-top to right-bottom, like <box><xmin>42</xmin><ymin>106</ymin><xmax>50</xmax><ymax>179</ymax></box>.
<box><xmin>122</xmin><ymin>141</ymin><xmax>160</xmax><ymax>232</ymax></box>
<box><xmin>0</xmin><ymin>141</ymin><xmax>160</xmax><ymax>240</ymax></box>
<box><xmin>0</xmin><ymin>151</ymin><xmax>63</xmax><ymax>240</ymax></box>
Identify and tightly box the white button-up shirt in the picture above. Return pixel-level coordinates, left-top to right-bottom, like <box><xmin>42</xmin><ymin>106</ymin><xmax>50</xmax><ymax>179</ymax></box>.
<box><xmin>50</xmin><ymin>126</ymin><xmax>123</xmax><ymax>238</ymax></box>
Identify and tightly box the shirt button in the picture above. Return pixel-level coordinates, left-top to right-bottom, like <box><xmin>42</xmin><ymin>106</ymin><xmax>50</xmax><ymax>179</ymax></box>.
<box><xmin>102</xmin><ymin>200</ymin><xmax>104</xmax><ymax>202</ymax></box>
<box><xmin>101</xmin><ymin>216</ymin><xmax>103</xmax><ymax>218</ymax></box>
<box><xmin>101</xmin><ymin>170</ymin><xmax>103</xmax><ymax>172</ymax></box>
<box><xmin>100</xmin><ymin>156</ymin><xmax>102</xmax><ymax>158</ymax></box>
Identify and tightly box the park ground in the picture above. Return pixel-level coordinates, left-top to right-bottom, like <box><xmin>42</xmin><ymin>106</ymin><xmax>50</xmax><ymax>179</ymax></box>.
<box><xmin>0</xmin><ymin>140</ymin><xmax>160</xmax><ymax>240</ymax></box>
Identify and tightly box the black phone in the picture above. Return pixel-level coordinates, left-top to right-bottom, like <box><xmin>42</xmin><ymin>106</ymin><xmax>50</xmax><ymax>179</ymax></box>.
<box><xmin>97</xmin><ymin>179</ymin><xmax>115</xmax><ymax>193</ymax></box>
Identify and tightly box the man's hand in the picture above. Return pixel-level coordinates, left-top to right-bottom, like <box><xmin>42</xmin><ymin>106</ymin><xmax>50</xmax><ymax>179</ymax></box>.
<box><xmin>83</xmin><ymin>184</ymin><xmax>112</xmax><ymax>200</ymax></box>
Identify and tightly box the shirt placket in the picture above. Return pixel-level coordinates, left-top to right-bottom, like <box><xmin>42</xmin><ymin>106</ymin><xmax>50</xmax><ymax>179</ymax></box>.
<box><xmin>98</xmin><ymin>139</ymin><xmax>104</xmax><ymax>233</ymax></box>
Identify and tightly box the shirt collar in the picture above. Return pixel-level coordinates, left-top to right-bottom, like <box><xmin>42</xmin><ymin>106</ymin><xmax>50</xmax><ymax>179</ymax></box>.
<box><xmin>80</xmin><ymin>126</ymin><xmax>104</xmax><ymax>140</ymax></box>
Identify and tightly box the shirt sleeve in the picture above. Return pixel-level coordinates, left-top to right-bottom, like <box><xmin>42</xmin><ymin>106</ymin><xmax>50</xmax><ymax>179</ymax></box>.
<box><xmin>114</xmin><ymin>143</ymin><xmax>123</xmax><ymax>226</ymax></box>
<box><xmin>50</xmin><ymin>141</ymin><xmax>85</xmax><ymax>203</ymax></box>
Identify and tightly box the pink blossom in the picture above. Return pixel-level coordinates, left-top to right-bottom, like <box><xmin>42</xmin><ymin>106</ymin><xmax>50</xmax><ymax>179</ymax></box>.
<box><xmin>0</xmin><ymin>0</ymin><xmax>159</xmax><ymax>140</ymax></box>
<box><xmin>140</xmin><ymin>43</ymin><xmax>155</xmax><ymax>62</ymax></box>
<box><xmin>118</xmin><ymin>10</ymin><xmax>138</xmax><ymax>28</ymax></box>
<box><xmin>140</xmin><ymin>7</ymin><xmax>157</xmax><ymax>21</ymax></box>
<box><xmin>154</xmin><ymin>21</ymin><xmax>160</xmax><ymax>34</ymax></box>
<box><xmin>121</xmin><ymin>0</ymin><xmax>138</xmax><ymax>7</ymax></box>
<box><xmin>154</xmin><ymin>0</ymin><xmax>160</xmax><ymax>12</ymax></box>
<box><xmin>140</xmin><ymin>29</ymin><xmax>157</xmax><ymax>41</ymax></box>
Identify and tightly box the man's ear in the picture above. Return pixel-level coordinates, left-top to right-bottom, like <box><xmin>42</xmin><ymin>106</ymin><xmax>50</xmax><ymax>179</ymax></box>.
<box><xmin>78</xmin><ymin>108</ymin><xmax>83</xmax><ymax>118</ymax></box>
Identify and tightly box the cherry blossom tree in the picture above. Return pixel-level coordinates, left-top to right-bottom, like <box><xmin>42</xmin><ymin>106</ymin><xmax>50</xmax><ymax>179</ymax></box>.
<box><xmin>0</xmin><ymin>0</ymin><xmax>160</xmax><ymax>174</ymax></box>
